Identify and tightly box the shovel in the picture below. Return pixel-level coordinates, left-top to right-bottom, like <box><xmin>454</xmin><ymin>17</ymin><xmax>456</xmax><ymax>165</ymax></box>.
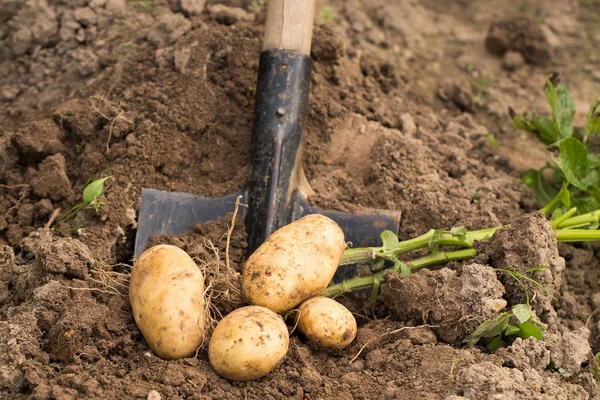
<box><xmin>133</xmin><ymin>0</ymin><xmax>401</xmax><ymax>281</ymax></box>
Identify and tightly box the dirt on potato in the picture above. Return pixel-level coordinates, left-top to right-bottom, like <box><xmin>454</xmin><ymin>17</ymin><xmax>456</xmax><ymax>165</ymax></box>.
<box><xmin>1</xmin><ymin>0</ymin><xmax>600</xmax><ymax>399</ymax></box>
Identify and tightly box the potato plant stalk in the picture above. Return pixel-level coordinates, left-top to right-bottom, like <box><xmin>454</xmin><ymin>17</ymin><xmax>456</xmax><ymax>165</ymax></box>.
<box><xmin>322</xmin><ymin>248</ymin><xmax>477</xmax><ymax>298</ymax></box>
<box><xmin>324</xmin><ymin>212</ymin><xmax>600</xmax><ymax>298</ymax></box>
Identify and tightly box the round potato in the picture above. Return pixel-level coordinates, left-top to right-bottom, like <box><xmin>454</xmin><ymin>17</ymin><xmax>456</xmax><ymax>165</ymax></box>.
<box><xmin>242</xmin><ymin>214</ymin><xmax>345</xmax><ymax>313</ymax></box>
<box><xmin>129</xmin><ymin>245</ymin><xmax>205</xmax><ymax>360</ymax></box>
<box><xmin>296</xmin><ymin>296</ymin><xmax>357</xmax><ymax>350</ymax></box>
<box><xmin>209</xmin><ymin>306</ymin><xmax>289</xmax><ymax>381</ymax></box>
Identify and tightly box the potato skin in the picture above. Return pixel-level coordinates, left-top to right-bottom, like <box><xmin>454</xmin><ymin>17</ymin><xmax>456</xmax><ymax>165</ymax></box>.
<box><xmin>242</xmin><ymin>214</ymin><xmax>345</xmax><ymax>313</ymax></box>
<box><xmin>296</xmin><ymin>296</ymin><xmax>357</xmax><ymax>350</ymax></box>
<box><xmin>129</xmin><ymin>245</ymin><xmax>205</xmax><ymax>360</ymax></box>
<box><xmin>208</xmin><ymin>306</ymin><xmax>289</xmax><ymax>381</ymax></box>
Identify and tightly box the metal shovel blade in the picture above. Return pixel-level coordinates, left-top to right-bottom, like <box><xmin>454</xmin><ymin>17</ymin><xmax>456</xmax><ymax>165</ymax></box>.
<box><xmin>133</xmin><ymin>188</ymin><xmax>247</xmax><ymax>259</ymax></box>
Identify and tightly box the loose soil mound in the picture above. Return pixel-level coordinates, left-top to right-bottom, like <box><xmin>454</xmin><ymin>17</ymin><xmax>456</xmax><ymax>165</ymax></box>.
<box><xmin>1</xmin><ymin>0</ymin><xmax>600</xmax><ymax>399</ymax></box>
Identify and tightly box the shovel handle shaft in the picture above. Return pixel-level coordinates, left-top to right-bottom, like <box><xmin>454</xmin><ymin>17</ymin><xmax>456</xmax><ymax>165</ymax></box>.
<box><xmin>263</xmin><ymin>0</ymin><xmax>316</xmax><ymax>55</ymax></box>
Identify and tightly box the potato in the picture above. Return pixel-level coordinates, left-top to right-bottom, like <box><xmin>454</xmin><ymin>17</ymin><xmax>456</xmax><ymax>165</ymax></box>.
<box><xmin>295</xmin><ymin>296</ymin><xmax>357</xmax><ymax>350</ymax></box>
<box><xmin>129</xmin><ymin>244</ymin><xmax>205</xmax><ymax>360</ymax></box>
<box><xmin>209</xmin><ymin>305</ymin><xmax>289</xmax><ymax>381</ymax></box>
<box><xmin>242</xmin><ymin>214</ymin><xmax>345</xmax><ymax>313</ymax></box>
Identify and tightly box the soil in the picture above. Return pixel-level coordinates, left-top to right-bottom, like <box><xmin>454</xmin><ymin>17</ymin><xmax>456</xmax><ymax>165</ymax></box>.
<box><xmin>1</xmin><ymin>0</ymin><xmax>600</xmax><ymax>399</ymax></box>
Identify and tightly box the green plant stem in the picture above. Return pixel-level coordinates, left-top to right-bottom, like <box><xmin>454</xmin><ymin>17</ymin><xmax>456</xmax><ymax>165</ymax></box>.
<box><xmin>555</xmin><ymin>229</ymin><xmax>600</xmax><ymax>242</ymax></box>
<box><xmin>324</xmin><ymin>223</ymin><xmax>600</xmax><ymax>298</ymax></box>
<box><xmin>558</xmin><ymin>209</ymin><xmax>600</xmax><ymax>228</ymax></box>
<box><xmin>322</xmin><ymin>248</ymin><xmax>477</xmax><ymax>298</ymax></box>
<box><xmin>550</xmin><ymin>207</ymin><xmax>578</xmax><ymax>229</ymax></box>
<box><xmin>339</xmin><ymin>228</ymin><xmax>499</xmax><ymax>266</ymax></box>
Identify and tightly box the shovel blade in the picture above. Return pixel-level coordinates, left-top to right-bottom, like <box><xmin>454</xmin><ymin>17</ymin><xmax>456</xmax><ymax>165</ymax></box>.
<box><xmin>133</xmin><ymin>188</ymin><xmax>247</xmax><ymax>259</ymax></box>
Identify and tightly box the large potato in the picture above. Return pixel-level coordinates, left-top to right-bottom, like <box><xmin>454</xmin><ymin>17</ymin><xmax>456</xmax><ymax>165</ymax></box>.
<box><xmin>208</xmin><ymin>306</ymin><xmax>289</xmax><ymax>381</ymax></box>
<box><xmin>242</xmin><ymin>214</ymin><xmax>345</xmax><ymax>313</ymax></box>
<box><xmin>296</xmin><ymin>296</ymin><xmax>357</xmax><ymax>350</ymax></box>
<box><xmin>129</xmin><ymin>245</ymin><xmax>205</xmax><ymax>360</ymax></box>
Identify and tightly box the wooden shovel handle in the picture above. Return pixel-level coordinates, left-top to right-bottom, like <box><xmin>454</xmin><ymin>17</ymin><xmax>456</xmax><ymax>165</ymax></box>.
<box><xmin>262</xmin><ymin>0</ymin><xmax>316</xmax><ymax>55</ymax></box>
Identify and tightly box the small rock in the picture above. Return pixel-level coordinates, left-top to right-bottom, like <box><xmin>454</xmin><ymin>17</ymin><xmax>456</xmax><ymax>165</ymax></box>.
<box><xmin>311</xmin><ymin>27</ymin><xmax>345</xmax><ymax>61</ymax></box>
<box><xmin>207</xmin><ymin>4</ymin><xmax>254</xmax><ymax>25</ymax></box>
<box><xmin>30</xmin><ymin>154</ymin><xmax>74</xmax><ymax>201</ymax></box>
<box><xmin>438</xmin><ymin>79</ymin><xmax>474</xmax><ymax>112</ymax></box>
<box><xmin>173</xmin><ymin>47</ymin><xmax>192</xmax><ymax>74</ymax></box>
<box><xmin>400</xmin><ymin>113</ymin><xmax>417</xmax><ymax>135</ymax></box>
<box><xmin>485</xmin><ymin>17</ymin><xmax>550</xmax><ymax>65</ymax></box>
<box><xmin>70</xmin><ymin>48</ymin><xmax>100</xmax><ymax>76</ymax></box>
<box><xmin>1</xmin><ymin>85</ymin><xmax>20</xmax><ymax>101</ymax></box>
<box><xmin>147</xmin><ymin>390</ymin><xmax>161</xmax><ymax>400</ymax></box>
<box><xmin>74</xmin><ymin>7</ymin><xmax>98</xmax><ymax>27</ymax></box>
<box><xmin>59</xmin><ymin>11</ymin><xmax>80</xmax><ymax>43</ymax></box>
<box><xmin>35</xmin><ymin>199</ymin><xmax>54</xmax><ymax>221</ymax></box>
<box><xmin>502</xmin><ymin>50</ymin><xmax>525</xmax><ymax>71</ymax></box>
<box><xmin>89</xmin><ymin>0</ymin><xmax>107</xmax><ymax>9</ymax></box>
<box><xmin>155</xmin><ymin>47</ymin><xmax>174</xmax><ymax>68</ymax></box>
<box><xmin>180</xmin><ymin>0</ymin><xmax>206</xmax><ymax>16</ymax></box>
<box><xmin>327</xmin><ymin>102</ymin><xmax>342</xmax><ymax>118</ymax></box>
<box><xmin>146</xmin><ymin>13</ymin><xmax>192</xmax><ymax>48</ymax></box>
<box><xmin>106</xmin><ymin>0</ymin><xmax>127</xmax><ymax>15</ymax></box>
<box><xmin>17</xmin><ymin>204</ymin><xmax>35</xmax><ymax>226</ymax></box>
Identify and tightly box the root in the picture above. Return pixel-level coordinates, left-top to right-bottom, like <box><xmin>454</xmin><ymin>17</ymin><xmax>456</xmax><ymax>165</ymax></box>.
<box><xmin>89</xmin><ymin>94</ymin><xmax>131</xmax><ymax>154</ymax></box>
<box><xmin>66</xmin><ymin>263</ymin><xmax>130</xmax><ymax>297</ymax></box>
<box><xmin>197</xmin><ymin>239</ymin><xmax>245</xmax><ymax>349</ymax></box>
<box><xmin>226</xmin><ymin>195</ymin><xmax>245</xmax><ymax>274</ymax></box>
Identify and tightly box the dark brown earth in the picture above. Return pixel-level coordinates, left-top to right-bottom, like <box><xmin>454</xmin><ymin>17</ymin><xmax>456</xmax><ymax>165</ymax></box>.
<box><xmin>1</xmin><ymin>0</ymin><xmax>600</xmax><ymax>399</ymax></box>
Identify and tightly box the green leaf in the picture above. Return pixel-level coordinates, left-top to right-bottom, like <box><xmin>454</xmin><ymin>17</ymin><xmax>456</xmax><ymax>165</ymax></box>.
<box><xmin>526</xmin><ymin>265</ymin><xmax>548</xmax><ymax>273</ymax></box>
<box><xmin>428</xmin><ymin>229</ymin><xmax>444</xmax><ymax>253</ymax></box>
<box><xmin>512</xmin><ymin>113</ymin><xmax>535</xmax><ymax>131</ymax></box>
<box><xmin>504</xmin><ymin>324</ymin><xmax>521</xmax><ymax>336</ymax></box>
<box><xmin>488</xmin><ymin>335</ymin><xmax>503</xmax><ymax>352</ymax></box>
<box><xmin>395</xmin><ymin>260</ymin><xmax>411</xmax><ymax>276</ymax></box>
<box><xmin>531</xmin><ymin>115</ymin><xmax>560</xmax><ymax>145</ymax></box>
<box><xmin>517</xmin><ymin>321</ymin><xmax>543</xmax><ymax>340</ymax></box>
<box><xmin>572</xmin><ymin>196</ymin><xmax>600</xmax><ymax>216</ymax></box>
<box><xmin>550</xmin><ymin>208</ymin><xmax>563</xmax><ymax>221</ymax></box>
<box><xmin>380</xmin><ymin>230</ymin><xmax>399</xmax><ymax>250</ymax></box>
<box><xmin>511</xmin><ymin>110</ymin><xmax>560</xmax><ymax>145</ymax></box>
<box><xmin>522</xmin><ymin>169</ymin><xmax>558</xmax><ymax>205</ymax></box>
<box><xmin>512</xmin><ymin>304</ymin><xmax>532</xmax><ymax>324</ymax></box>
<box><xmin>82</xmin><ymin>177</ymin><xmax>111</xmax><ymax>205</ymax></box>
<box><xmin>588</xmin><ymin>153</ymin><xmax>600</xmax><ymax>168</ymax></box>
<box><xmin>586</xmin><ymin>97</ymin><xmax>600</xmax><ymax>136</ymax></box>
<box><xmin>545</xmin><ymin>77</ymin><xmax>575</xmax><ymax>138</ymax></box>
<box><xmin>552</xmin><ymin>138</ymin><xmax>593</xmax><ymax>191</ymax></box>
<box><xmin>464</xmin><ymin>312</ymin><xmax>511</xmax><ymax>345</ymax></box>
<box><xmin>450</xmin><ymin>226</ymin><xmax>468</xmax><ymax>241</ymax></box>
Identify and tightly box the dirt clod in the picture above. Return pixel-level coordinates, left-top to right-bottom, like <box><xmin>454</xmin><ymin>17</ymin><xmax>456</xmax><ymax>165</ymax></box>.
<box><xmin>30</xmin><ymin>154</ymin><xmax>74</xmax><ymax>201</ymax></box>
<box><xmin>475</xmin><ymin>213</ymin><xmax>564</xmax><ymax>326</ymax></box>
<box><xmin>380</xmin><ymin>263</ymin><xmax>505</xmax><ymax>344</ymax></box>
<box><xmin>485</xmin><ymin>16</ymin><xmax>551</xmax><ymax>65</ymax></box>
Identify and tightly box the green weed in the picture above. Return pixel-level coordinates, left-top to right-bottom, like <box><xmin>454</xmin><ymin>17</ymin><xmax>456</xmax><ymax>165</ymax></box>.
<box><xmin>319</xmin><ymin>7</ymin><xmax>337</xmax><ymax>25</ymax></box>
<box><xmin>58</xmin><ymin>174</ymin><xmax>112</xmax><ymax>225</ymax></box>
<box><xmin>511</xmin><ymin>73</ymin><xmax>600</xmax><ymax>217</ymax></box>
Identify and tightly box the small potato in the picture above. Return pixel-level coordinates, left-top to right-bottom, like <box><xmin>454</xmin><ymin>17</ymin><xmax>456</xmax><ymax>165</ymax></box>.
<box><xmin>242</xmin><ymin>214</ymin><xmax>345</xmax><ymax>313</ymax></box>
<box><xmin>295</xmin><ymin>296</ymin><xmax>357</xmax><ymax>350</ymax></box>
<box><xmin>129</xmin><ymin>245</ymin><xmax>205</xmax><ymax>360</ymax></box>
<box><xmin>209</xmin><ymin>306</ymin><xmax>289</xmax><ymax>381</ymax></box>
